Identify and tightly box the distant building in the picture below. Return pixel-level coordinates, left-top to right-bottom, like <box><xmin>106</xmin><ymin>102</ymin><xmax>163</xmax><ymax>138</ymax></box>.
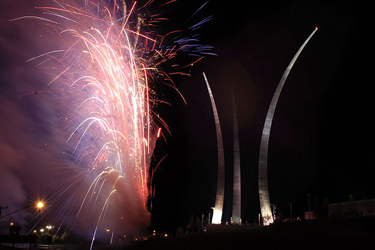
<box><xmin>328</xmin><ymin>199</ymin><xmax>375</xmax><ymax>217</ymax></box>
<box><xmin>304</xmin><ymin>211</ymin><xmax>316</xmax><ymax>220</ymax></box>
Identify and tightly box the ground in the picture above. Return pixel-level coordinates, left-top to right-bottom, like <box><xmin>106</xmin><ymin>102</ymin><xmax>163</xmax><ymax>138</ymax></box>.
<box><xmin>2</xmin><ymin>219</ymin><xmax>374</xmax><ymax>250</ymax></box>
<box><xmin>124</xmin><ymin>218</ymin><xmax>375</xmax><ymax>250</ymax></box>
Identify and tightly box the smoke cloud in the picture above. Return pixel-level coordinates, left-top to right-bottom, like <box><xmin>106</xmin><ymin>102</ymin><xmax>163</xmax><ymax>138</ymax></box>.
<box><xmin>0</xmin><ymin>1</ymin><xmax>151</xmax><ymax>240</ymax></box>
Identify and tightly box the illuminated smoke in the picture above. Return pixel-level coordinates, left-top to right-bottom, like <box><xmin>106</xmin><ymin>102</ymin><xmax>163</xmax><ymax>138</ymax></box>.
<box><xmin>3</xmin><ymin>0</ymin><xmax>212</xmax><ymax>240</ymax></box>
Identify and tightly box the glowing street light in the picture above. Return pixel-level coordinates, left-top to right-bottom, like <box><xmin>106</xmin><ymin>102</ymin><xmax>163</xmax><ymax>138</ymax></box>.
<box><xmin>0</xmin><ymin>201</ymin><xmax>45</xmax><ymax>219</ymax></box>
<box><xmin>37</xmin><ymin>202</ymin><xmax>44</xmax><ymax>209</ymax></box>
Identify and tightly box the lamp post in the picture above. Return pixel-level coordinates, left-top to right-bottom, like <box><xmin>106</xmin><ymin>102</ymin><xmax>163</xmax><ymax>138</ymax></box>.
<box><xmin>0</xmin><ymin>201</ymin><xmax>44</xmax><ymax>220</ymax></box>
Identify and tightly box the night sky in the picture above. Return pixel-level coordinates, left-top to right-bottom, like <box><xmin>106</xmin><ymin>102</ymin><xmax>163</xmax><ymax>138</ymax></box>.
<box><xmin>0</xmin><ymin>0</ymin><xmax>370</xmax><ymax>235</ymax></box>
<box><xmin>150</xmin><ymin>0</ymin><xmax>370</xmax><ymax>230</ymax></box>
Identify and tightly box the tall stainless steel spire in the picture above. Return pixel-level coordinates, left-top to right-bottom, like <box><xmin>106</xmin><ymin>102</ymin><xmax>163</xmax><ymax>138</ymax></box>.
<box><xmin>258</xmin><ymin>28</ymin><xmax>318</xmax><ymax>225</ymax></box>
<box><xmin>203</xmin><ymin>72</ymin><xmax>224</xmax><ymax>224</ymax></box>
<box><xmin>232</xmin><ymin>91</ymin><xmax>241</xmax><ymax>224</ymax></box>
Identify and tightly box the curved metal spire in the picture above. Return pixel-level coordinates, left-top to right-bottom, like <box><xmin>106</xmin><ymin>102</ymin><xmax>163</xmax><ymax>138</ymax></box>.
<box><xmin>259</xmin><ymin>28</ymin><xmax>318</xmax><ymax>225</ymax></box>
<box><xmin>203</xmin><ymin>72</ymin><xmax>225</xmax><ymax>224</ymax></box>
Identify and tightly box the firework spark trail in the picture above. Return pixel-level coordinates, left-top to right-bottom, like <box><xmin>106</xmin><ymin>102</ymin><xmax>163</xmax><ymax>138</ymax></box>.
<box><xmin>16</xmin><ymin>0</ymin><xmax>161</xmax><ymax>236</ymax></box>
<box><xmin>13</xmin><ymin>0</ymin><xmax>213</xmax><ymax>241</ymax></box>
<box><xmin>90</xmin><ymin>189</ymin><xmax>117</xmax><ymax>250</ymax></box>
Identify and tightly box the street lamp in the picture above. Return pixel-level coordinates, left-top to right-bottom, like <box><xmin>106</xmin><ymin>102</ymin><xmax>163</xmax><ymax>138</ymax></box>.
<box><xmin>37</xmin><ymin>202</ymin><xmax>44</xmax><ymax>209</ymax></box>
<box><xmin>0</xmin><ymin>201</ymin><xmax>45</xmax><ymax>220</ymax></box>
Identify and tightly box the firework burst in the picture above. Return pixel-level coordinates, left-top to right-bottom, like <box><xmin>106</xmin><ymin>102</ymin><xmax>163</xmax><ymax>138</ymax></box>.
<box><xmin>13</xmin><ymin>0</ymin><xmax>212</xmax><ymax>243</ymax></box>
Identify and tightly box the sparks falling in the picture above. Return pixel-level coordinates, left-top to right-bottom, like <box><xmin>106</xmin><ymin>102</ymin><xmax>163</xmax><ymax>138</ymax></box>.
<box><xmin>14</xmin><ymin>0</ymin><xmax>212</xmax><ymax>242</ymax></box>
<box><xmin>36</xmin><ymin>0</ymin><xmax>159</xmax><ymax>213</ymax></box>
